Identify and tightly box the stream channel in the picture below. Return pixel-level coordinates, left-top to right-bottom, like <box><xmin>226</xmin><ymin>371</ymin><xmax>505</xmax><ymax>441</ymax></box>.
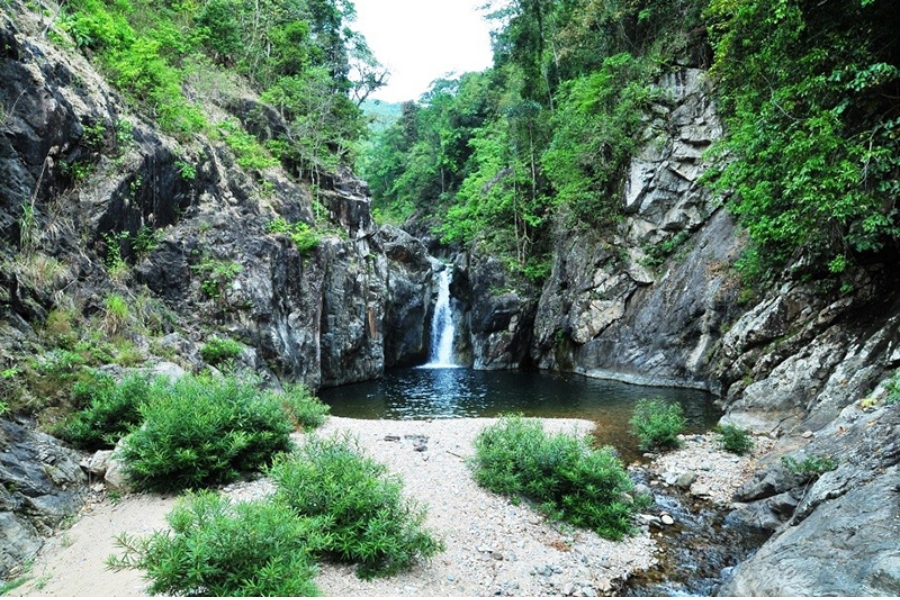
<box><xmin>319</xmin><ymin>269</ymin><xmax>765</xmax><ymax>595</ymax></box>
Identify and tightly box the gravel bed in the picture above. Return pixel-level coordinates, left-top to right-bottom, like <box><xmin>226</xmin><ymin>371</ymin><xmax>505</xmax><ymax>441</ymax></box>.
<box><xmin>16</xmin><ymin>418</ymin><xmax>783</xmax><ymax>597</ymax></box>
<box><xmin>226</xmin><ymin>416</ymin><xmax>657</xmax><ymax>597</ymax></box>
<box><xmin>647</xmin><ymin>432</ymin><xmax>777</xmax><ymax>505</ymax></box>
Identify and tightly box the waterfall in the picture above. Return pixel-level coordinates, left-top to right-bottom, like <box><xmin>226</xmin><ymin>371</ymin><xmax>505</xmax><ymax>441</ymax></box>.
<box><xmin>423</xmin><ymin>268</ymin><xmax>458</xmax><ymax>368</ymax></box>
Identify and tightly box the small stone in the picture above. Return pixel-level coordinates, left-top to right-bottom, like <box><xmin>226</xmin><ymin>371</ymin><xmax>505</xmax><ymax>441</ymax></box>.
<box><xmin>491</xmin><ymin>551</ymin><xmax>504</xmax><ymax>561</ymax></box>
<box><xmin>562</xmin><ymin>582</ymin><xmax>576</xmax><ymax>596</ymax></box>
<box><xmin>90</xmin><ymin>483</ymin><xmax>105</xmax><ymax>493</ymax></box>
<box><xmin>582</xmin><ymin>586</ymin><xmax>598</xmax><ymax>597</ymax></box>
<box><xmin>414</xmin><ymin>444</ymin><xmax>427</xmax><ymax>452</ymax></box>
<box><xmin>384</xmin><ymin>435</ymin><xmax>400</xmax><ymax>442</ymax></box>
<box><xmin>596</xmin><ymin>578</ymin><xmax>613</xmax><ymax>593</ymax></box>
<box><xmin>692</xmin><ymin>484</ymin><xmax>711</xmax><ymax>497</ymax></box>
<box><xmin>632</xmin><ymin>483</ymin><xmax>652</xmax><ymax>498</ymax></box>
<box><xmin>661</xmin><ymin>514</ymin><xmax>675</xmax><ymax>526</ymax></box>
<box><xmin>675</xmin><ymin>472</ymin><xmax>697</xmax><ymax>489</ymax></box>
<box><xmin>86</xmin><ymin>450</ymin><xmax>114</xmax><ymax>477</ymax></box>
<box><xmin>802</xmin><ymin>430</ymin><xmax>814</xmax><ymax>439</ymax></box>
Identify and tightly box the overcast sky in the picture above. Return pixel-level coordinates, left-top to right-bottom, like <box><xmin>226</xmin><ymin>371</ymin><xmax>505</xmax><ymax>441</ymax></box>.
<box><xmin>352</xmin><ymin>0</ymin><xmax>495</xmax><ymax>103</ymax></box>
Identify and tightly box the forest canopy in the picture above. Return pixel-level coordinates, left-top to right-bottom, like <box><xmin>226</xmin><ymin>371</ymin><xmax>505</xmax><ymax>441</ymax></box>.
<box><xmin>358</xmin><ymin>0</ymin><xmax>899</xmax><ymax>283</ymax></box>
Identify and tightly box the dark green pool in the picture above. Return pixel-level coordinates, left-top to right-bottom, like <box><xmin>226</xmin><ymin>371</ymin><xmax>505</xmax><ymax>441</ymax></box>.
<box><xmin>319</xmin><ymin>368</ymin><xmax>721</xmax><ymax>462</ymax></box>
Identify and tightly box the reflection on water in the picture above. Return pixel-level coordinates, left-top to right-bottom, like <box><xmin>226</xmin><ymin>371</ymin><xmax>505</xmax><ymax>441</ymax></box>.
<box><xmin>319</xmin><ymin>368</ymin><xmax>721</xmax><ymax>462</ymax></box>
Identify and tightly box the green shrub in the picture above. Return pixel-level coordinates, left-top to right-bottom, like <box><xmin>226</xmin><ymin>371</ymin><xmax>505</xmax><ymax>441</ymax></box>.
<box><xmin>103</xmin><ymin>293</ymin><xmax>130</xmax><ymax>336</ymax></box>
<box><xmin>781</xmin><ymin>454</ymin><xmax>838</xmax><ymax>479</ymax></box>
<box><xmin>267</xmin><ymin>217</ymin><xmax>320</xmax><ymax>255</ymax></box>
<box><xmin>57</xmin><ymin>372</ymin><xmax>159</xmax><ymax>451</ymax></box>
<box><xmin>119</xmin><ymin>374</ymin><xmax>294</xmax><ymax>492</ymax></box>
<box><xmin>277</xmin><ymin>382</ymin><xmax>329</xmax><ymax>430</ymax></box>
<box><xmin>715</xmin><ymin>423</ymin><xmax>754</xmax><ymax>455</ymax></box>
<box><xmin>199</xmin><ymin>336</ymin><xmax>243</xmax><ymax>366</ymax></box>
<box><xmin>108</xmin><ymin>491</ymin><xmax>321</xmax><ymax>596</ymax></box>
<box><xmin>471</xmin><ymin>415</ymin><xmax>636</xmax><ymax>540</ymax></box>
<box><xmin>269</xmin><ymin>434</ymin><xmax>443</xmax><ymax>578</ymax></box>
<box><xmin>629</xmin><ymin>398</ymin><xmax>687</xmax><ymax>451</ymax></box>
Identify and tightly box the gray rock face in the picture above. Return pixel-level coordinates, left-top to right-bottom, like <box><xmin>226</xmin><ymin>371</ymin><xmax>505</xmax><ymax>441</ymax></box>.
<box><xmin>531</xmin><ymin>67</ymin><xmax>740</xmax><ymax>389</ymax></box>
<box><xmin>0</xmin><ymin>419</ymin><xmax>87</xmax><ymax>577</ymax></box>
<box><xmin>723</xmin><ymin>465</ymin><xmax>900</xmax><ymax>596</ymax></box>
<box><xmin>721</xmin><ymin>394</ymin><xmax>900</xmax><ymax>595</ymax></box>
<box><xmin>452</xmin><ymin>255</ymin><xmax>538</xmax><ymax>370</ymax></box>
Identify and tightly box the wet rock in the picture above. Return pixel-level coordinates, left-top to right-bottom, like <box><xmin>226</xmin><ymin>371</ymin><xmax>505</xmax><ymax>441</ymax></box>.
<box><xmin>452</xmin><ymin>255</ymin><xmax>538</xmax><ymax>370</ymax></box>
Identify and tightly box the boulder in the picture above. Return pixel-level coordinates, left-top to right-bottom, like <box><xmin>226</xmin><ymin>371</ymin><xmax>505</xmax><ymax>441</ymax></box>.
<box><xmin>0</xmin><ymin>419</ymin><xmax>86</xmax><ymax>577</ymax></box>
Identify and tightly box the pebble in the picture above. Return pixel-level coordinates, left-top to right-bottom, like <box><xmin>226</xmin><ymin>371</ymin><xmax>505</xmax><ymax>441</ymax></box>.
<box><xmin>661</xmin><ymin>514</ymin><xmax>676</xmax><ymax>526</ymax></box>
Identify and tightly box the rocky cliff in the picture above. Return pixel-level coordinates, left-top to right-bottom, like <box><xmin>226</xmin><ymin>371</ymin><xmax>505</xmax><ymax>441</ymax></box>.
<box><xmin>453</xmin><ymin>62</ymin><xmax>899</xmax><ymax>595</ymax></box>
<box><xmin>0</xmin><ymin>5</ymin><xmax>436</xmax><ymax>576</ymax></box>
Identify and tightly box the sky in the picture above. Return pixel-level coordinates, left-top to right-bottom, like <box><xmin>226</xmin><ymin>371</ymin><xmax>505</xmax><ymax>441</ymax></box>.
<box><xmin>351</xmin><ymin>0</ymin><xmax>495</xmax><ymax>103</ymax></box>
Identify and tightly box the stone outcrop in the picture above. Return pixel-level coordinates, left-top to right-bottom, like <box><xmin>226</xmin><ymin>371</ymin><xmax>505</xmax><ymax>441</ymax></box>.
<box><xmin>531</xmin><ymin>66</ymin><xmax>741</xmax><ymax>389</ymax></box>
<box><xmin>0</xmin><ymin>6</ymin><xmax>436</xmax><ymax>577</ymax></box>
<box><xmin>451</xmin><ymin>254</ymin><xmax>538</xmax><ymax>370</ymax></box>
<box><xmin>0</xmin><ymin>418</ymin><xmax>86</xmax><ymax>577</ymax></box>
<box><xmin>0</xmin><ymin>12</ymin><xmax>434</xmax><ymax>392</ymax></box>
<box><xmin>722</xmin><ymin>402</ymin><xmax>900</xmax><ymax>595</ymax></box>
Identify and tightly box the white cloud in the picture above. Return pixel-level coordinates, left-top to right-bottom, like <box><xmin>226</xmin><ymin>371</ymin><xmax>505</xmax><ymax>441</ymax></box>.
<box><xmin>352</xmin><ymin>0</ymin><xmax>494</xmax><ymax>103</ymax></box>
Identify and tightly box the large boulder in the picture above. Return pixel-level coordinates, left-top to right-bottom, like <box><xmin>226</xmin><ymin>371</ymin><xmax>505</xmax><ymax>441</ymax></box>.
<box><xmin>0</xmin><ymin>419</ymin><xmax>87</xmax><ymax>578</ymax></box>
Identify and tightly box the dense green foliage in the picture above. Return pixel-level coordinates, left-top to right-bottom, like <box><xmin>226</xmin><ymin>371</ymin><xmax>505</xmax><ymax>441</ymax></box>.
<box><xmin>268</xmin><ymin>434</ymin><xmax>444</xmax><ymax>578</ymax></box>
<box><xmin>267</xmin><ymin>217</ymin><xmax>320</xmax><ymax>254</ymax></box>
<box><xmin>56</xmin><ymin>372</ymin><xmax>159</xmax><ymax>451</ymax></box>
<box><xmin>280</xmin><ymin>382</ymin><xmax>330</xmax><ymax>430</ymax></box>
<box><xmin>705</xmin><ymin>0</ymin><xmax>900</xmax><ymax>277</ymax></box>
<box><xmin>358</xmin><ymin>0</ymin><xmax>708</xmax><ymax>281</ymax></box>
<box><xmin>629</xmin><ymin>398</ymin><xmax>686</xmax><ymax>451</ymax></box>
<box><xmin>198</xmin><ymin>336</ymin><xmax>243</xmax><ymax>366</ymax></box>
<box><xmin>119</xmin><ymin>374</ymin><xmax>296</xmax><ymax>492</ymax></box>
<box><xmin>109</xmin><ymin>491</ymin><xmax>322</xmax><ymax>596</ymax></box>
<box><xmin>781</xmin><ymin>454</ymin><xmax>838</xmax><ymax>479</ymax></box>
<box><xmin>715</xmin><ymin>423</ymin><xmax>754</xmax><ymax>455</ymax></box>
<box><xmin>471</xmin><ymin>416</ymin><xmax>636</xmax><ymax>540</ymax></box>
<box><xmin>54</xmin><ymin>0</ymin><xmax>382</xmax><ymax>173</ymax></box>
<box><xmin>360</xmin><ymin>0</ymin><xmax>898</xmax><ymax>285</ymax></box>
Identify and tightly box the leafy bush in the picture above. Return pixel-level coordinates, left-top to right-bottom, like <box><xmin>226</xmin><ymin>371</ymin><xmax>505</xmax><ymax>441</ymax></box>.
<box><xmin>277</xmin><ymin>382</ymin><xmax>329</xmax><ymax>430</ymax></box>
<box><xmin>629</xmin><ymin>398</ymin><xmax>686</xmax><ymax>451</ymax></box>
<box><xmin>715</xmin><ymin>424</ymin><xmax>754</xmax><ymax>456</ymax></box>
<box><xmin>781</xmin><ymin>454</ymin><xmax>838</xmax><ymax>479</ymax></box>
<box><xmin>119</xmin><ymin>374</ymin><xmax>294</xmax><ymax>492</ymax></box>
<box><xmin>269</xmin><ymin>434</ymin><xmax>443</xmax><ymax>578</ymax></box>
<box><xmin>57</xmin><ymin>372</ymin><xmax>159</xmax><ymax>451</ymax></box>
<box><xmin>199</xmin><ymin>336</ymin><xmax>243</xmax><ymax>366</ymax></box>
<box><xmin>471</xmin><ymin>415</ymin><xmax>636</xmax><ymax>540</ymax></box>
<box><xmin>267</xmin><ymin>217</ymin><xmax>320</xmax><ymax>255</ymax></box>
<box><xmin>103</xmin><ymin>293</ymin><xmax>130</xmax><ymax>336</ymax></box>
<box><xmin>108</xmin><ymin>491</ymin><xmax>321</xmax><ymax>596</ymax></box>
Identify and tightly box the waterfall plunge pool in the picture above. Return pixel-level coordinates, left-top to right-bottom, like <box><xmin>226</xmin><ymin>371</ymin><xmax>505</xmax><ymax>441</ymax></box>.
<box><xmin>319</xmin><ymin>368</ymin><xmax>720</xmax><ymax>462</ymax></box>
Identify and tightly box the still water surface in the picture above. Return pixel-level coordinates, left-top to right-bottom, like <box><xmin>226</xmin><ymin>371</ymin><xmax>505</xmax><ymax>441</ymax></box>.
<box><xmin>320</xmin><ymin>368</ymin><xmax>721</xmax><ymax>462</ymax></box>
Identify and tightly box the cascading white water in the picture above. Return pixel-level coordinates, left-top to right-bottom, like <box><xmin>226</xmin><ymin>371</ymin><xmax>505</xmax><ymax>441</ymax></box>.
<box><xmin>423</xmin><ymin>269</ymin><xmax>458</xmax><ymax>368</ymax></box>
